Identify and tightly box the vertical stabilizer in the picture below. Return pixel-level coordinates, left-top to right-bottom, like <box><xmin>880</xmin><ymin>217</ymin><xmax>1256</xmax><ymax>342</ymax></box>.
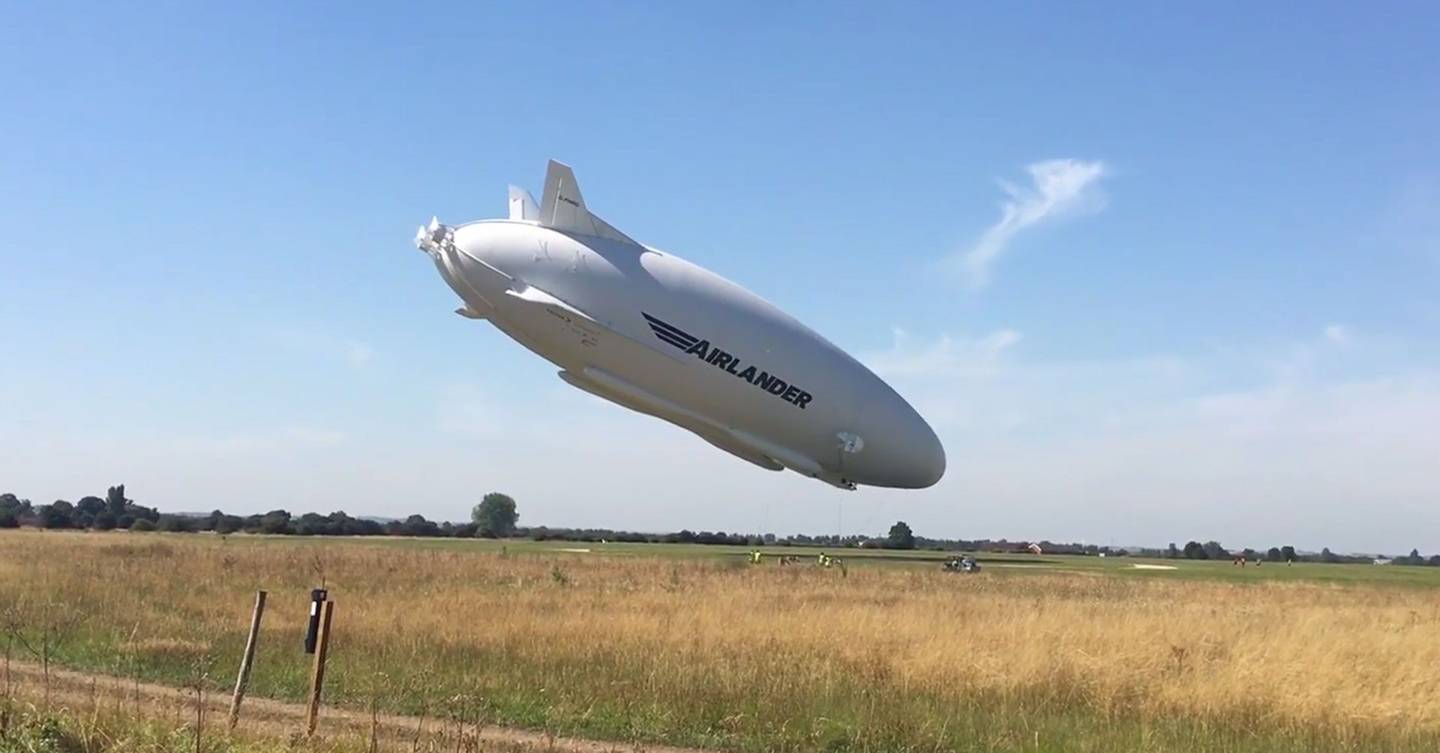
<box><xmin>508</xmin><ymin>186</ymin><xmax>539</xmax><ymax>221</ymax></box>
<box><xmin>537</xmin><ymin>160</ymin><xmax>638</xmax><ymax>246</ymax></box>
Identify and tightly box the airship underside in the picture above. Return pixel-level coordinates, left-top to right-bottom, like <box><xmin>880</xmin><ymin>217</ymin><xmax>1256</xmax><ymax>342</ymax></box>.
<box><xmin>417</xmin><ymin>161</ymin><xmax>944</xmax><ymax>490</ymax></box>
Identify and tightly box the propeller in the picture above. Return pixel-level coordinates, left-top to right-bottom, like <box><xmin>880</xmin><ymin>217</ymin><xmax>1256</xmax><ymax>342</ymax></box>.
<box><xmin>414</xmin><ymin>216</ymin><xmax>447</xmax><ymax>255</ymax></box>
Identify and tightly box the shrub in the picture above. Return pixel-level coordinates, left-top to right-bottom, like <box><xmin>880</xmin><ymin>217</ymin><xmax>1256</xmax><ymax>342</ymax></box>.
<box><xmin>156</xmin><ymin>515</ymin><xmax>193</xmax><ymax>533</ymax></box>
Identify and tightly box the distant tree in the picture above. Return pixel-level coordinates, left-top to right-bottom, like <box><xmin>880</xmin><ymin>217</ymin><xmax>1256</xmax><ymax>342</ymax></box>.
<box><xmin>1240</xmin><ymin>548</ymin><xmax>1259</xmax><ymax>561</ymax></box>
<box><xmin>202</xmin><ymin>510</ymin><xmax>225</xmax><ymax>531</ymax></box>
<box><xmin>76</xmin><ymin>496</ymin><xmax>106</xmax><ymax>516</ymax></box>
<box><xmin>347</xmin><ymin>517</ymin><xmax>384</xmax><ymax>536</ymax></box>
<box><xmin>124</xmin><ymin>502</ymin><xmax>159</xmax><ymax>524</ymax></box>
<box><xmin>106</xmin><ymin>485</ymin><xmax>129</xmax><ymax>516</ymax></box>
<box><xmin>131</xmin><ymin>518</ymin><xmax>156</xmax><ymax>532</ymax></box>
<box><xmin>38</xmin><ymin>500</ymin><xmax>75</xmax><ymax>529</ymax></box>
<box><xmin>1182</xmin><ymin>541</ymin><xmax>1207</xmax><ymax>560</ymax></box>
<box><xmin>472</xmin><ymin>493</ymin><xmax>519</xmax><ymax>538</ymax></box>
<box><xmin>259</xmin><ymin>510</ymin><xmax>291</xmax><ymax>535</ymax></box>
<box><xmin>294</xmin><ymin>512</ymin><xmax>330</xmax><ymax>536</ymax></box>
<box><xmin>1280</xmin><ymin>545</ymin><xmax>1297</xmax><ymax>563</ymax></box>
<box><xmin>1165</xmin><ymin>543</ymin><xmax>1181</xmax><ymax>559</ymax></box>
<box><xmin>1202</xmin><ymin>541</ymin><xmax>1230</xmax><ymax>560</ymax></box>
<box><xmin>886</xmin><ymin>521</ymin><xmax>916</xmax><ymax>550</ymax></box>
<box><xmin>1428</xmin><ymin>555</ymin><xmax>1440</xmax><ymax>567</ymax></box>
<box><xmin>157</xmin><ymin>515</ymin><xmax>194</xmax><ymax>533</ymax></box>
<box><xmin>0</xmin><ymin>494</ymin><xmax>28</xmax><ymax>527</ymax></box>
<box><xmin>92</xmin><ymin>512</ymin><xmax>116</xmax><ymax>531</ymax></box>
<box><xmin>398</xmin><ymin>514</ymin><xmax>440</xmax><ymax>537</ymax></box>
<box><xmin>1320</xmin><ymin>547</ymin><xmax>1341</xmax><ymax>563</ymax></box>
<box><xmin>322</xmin><ymin>512</ymin><xmax>357</xmax><ymax>536</ymax></box>
<box><xmin>1265</xmin><ymin>547</ymin><xmax>1283</xmax><ymax>562</ymax></box>
<box><xmin>70</xmin><ymin>496</ymin><xmax>104</xmax><ymax>528</ymax></box>
<box><xmin>214</xmin><ymin>515</ymin><xmax>243</xmax><ymax>534</ymax></box>
<box><xmin>1403</xmin><ymin>548</ymin><xmax>1423</xmax><ymax>565</ymax></box>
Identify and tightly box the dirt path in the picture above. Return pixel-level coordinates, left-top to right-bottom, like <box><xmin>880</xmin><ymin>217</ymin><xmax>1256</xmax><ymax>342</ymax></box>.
<box><xmin>2</xmin><ymin>659</ymin><xmax>706</xmax><ymax>753</ymax></box>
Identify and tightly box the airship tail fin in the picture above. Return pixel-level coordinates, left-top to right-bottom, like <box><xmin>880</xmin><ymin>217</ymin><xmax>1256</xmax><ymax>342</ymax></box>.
<box><xmin>539</xmin><ymin>160</ymin><xmax>639</xmax><ymax>246</ymax></box>
<box><xmin>508</xmin><ymin>186</ymin><xmax>540</xmax><ymax>221</ymax></box>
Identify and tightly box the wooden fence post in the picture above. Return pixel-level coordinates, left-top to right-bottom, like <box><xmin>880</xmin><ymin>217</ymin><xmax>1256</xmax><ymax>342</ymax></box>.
<box><xmin>228</xmin><ymin>590</ymin><xmax>267</xmax><ymax>729</ymax></box>
<box><xmin>305</xmin><ymin>599</ymin><xmax>336</xmax><ymax>736</ymax></box>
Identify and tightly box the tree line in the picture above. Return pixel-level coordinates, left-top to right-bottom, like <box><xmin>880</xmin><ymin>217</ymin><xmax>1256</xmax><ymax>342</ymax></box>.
<box><xmin>0</xmin><ymin>488</ymin><xmax>1069</xmax><ymax>551</ymax></box>
<box><xmin>0</xmin><ymin>487</ymin><xmax>521</xmax><ymax>538</ymax></box>
<box><xmin>3</xmin><ymin>486</ymin><xmax>1438</xmax><ymax>565</ymax></box>
<box><xmin>1137</xmin><ymin>540</ymin><xmax>1440</xmax><ymax>566</ymax></box>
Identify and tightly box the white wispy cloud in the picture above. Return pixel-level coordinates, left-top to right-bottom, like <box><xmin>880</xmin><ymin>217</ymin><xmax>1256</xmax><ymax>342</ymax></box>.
<box><xmin>274</xmin><ymin>328</ymin><xmax>375</xmax><ymax>367</ymax></box>
<box><xmin>1324</xmin><ymin>324</ymin><xmax>1352</xmax><ymax>346</ymax></box>
<box><xmin>436</xmin><ymin>382</ymin><xmax>505</xmax><ymax>441</ymax></box>
<box><xmin>1378</xmin><ymin>177</ymin><xmax>1440</xmax><ymax>261</ymax></box>
<box><xmin>154</xmin><ymin>425</ymin><xmax>349</xmax><ymax>456</ymax></box>
<box><xmin>1262</xmin><ymin>325</ymin><xmax>1363</xmax><ymax>382</ymax></box>
<box><xmin>345</xmin><ymin>342</ymin><xmax>375</xmax><ymax>365</ymax></box>
<box><xmin>952</xmin><ymin>159</ymin><xmax>1108</xmax><ymax>288</ymax></box>
<box><xmin>864</xmin><ymin>327</ymin><xmax>1022</xmax><ymax>377</ymax></box>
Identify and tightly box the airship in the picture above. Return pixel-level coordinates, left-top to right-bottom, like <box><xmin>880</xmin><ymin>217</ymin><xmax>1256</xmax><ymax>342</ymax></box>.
<box><xmin>415</xmin><ymin>161</ymin><xmax>944</xmax><ymax>490</ymax></box>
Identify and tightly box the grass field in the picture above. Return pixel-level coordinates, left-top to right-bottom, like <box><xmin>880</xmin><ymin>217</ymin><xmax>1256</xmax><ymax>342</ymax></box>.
<box><xmin>209</xmin><ymin>533</ymin><xmax>1440</xmax><ymax>586</ymax></box>
<box><xmin>0</xmin><ymin>700</ymin><xmax>357</xmax><ymax>753</ymax></box>
<box><xmin>2</xmin><ymin>530</ymin><xmax>1438</xmax><ymax>752</ymax></box>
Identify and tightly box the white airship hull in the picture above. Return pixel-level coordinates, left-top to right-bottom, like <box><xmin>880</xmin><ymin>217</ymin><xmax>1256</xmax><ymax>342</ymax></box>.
<box><xmin>417</xmin><ymin>162</ymin><xmax>944</xmax><ymax>490</ymax></box>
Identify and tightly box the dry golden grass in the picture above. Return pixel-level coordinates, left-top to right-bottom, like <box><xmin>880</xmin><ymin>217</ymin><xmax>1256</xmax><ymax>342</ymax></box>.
<box><xmin>2</xmin><ymin>530</ymin><xmax>1438</xmax><ymax>752</ymax></box>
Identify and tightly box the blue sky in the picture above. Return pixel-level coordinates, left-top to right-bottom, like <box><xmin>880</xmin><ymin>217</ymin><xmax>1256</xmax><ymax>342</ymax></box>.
<box><xmin>2</xmin><ymin>2</ymin><xmax>1437</xmax><ymax>552</ymax></box>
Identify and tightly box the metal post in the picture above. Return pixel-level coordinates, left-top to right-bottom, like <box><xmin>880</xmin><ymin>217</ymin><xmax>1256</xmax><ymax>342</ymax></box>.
<box><xmin>304</xmin><ymin>589</ymin><xmax>328</xmax><ymax>654</ymax></box>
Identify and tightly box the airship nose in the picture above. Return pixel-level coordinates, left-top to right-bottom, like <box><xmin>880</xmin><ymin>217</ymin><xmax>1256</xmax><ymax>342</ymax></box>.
<box><xmin>424</xmin><ymin>223</ymin><xmax>516</xmax><ymax>314</ymax></box>
<box><xmin>849</xmin><ymin>395</ymin><xmax>946</xmax><ymax>489</ymax></box>
<box><xmin>914</xmin><ymin>423</ymin><xmax>946</xmax><ymax>488</ymax></box>
<box><xmin>896</xmin><ymin>411</ymin><xmax>946</xmax><ymax>488</ymax></box>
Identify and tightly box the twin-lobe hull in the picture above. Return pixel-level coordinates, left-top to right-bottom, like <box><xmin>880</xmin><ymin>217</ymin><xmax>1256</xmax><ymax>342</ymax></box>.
<box><xmin>417</xmin><ymin>162</ymin><xmax>944</xmax><ymax>490</ymax></box>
